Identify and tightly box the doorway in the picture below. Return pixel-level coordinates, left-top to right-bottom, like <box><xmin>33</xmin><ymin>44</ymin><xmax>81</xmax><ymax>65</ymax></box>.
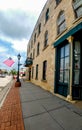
<box><xmin>72</xmin><ymin>32</ymin><xmax>82</xmax><ymax>100</ymax></box>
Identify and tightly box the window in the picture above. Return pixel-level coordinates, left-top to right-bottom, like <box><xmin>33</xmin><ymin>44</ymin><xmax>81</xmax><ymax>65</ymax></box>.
<box><xmin>59</xmin><ymin>44</ymin><xmax>69</xmax><ymax>83</ymax></box>
<box><xmin>38</xmin><ymin>23</ymin><xmax>41</xmax><ymax>35</ymax></box>
<box><xmin>37</xmin><ymin>42</ymin><xmax>40</xmax><ymax>56</ymax></box>
<box><xmin>32</xmin><ymin>67</ymin><xmax>34</xmax><ymax>79</ymax></box>
<box><xmin>57</xmin><ymin>11</ymin><xmax>66</xmax><ymax>34</ymax></box>
<box><xmin>73</xmin><ymin>41</ymin><xmax>80</xmax><ymax>84</ymax></box>
<box><xmin>56</xmin><ymin>0</ymin><xmax>61</xmax><ymax>5</ymax></box>
<box><xmin>33</xmin><ymin>49</ymin><xmax>35</xmax><ymax>59</ymax></box>
<box><xmin>42</xmin><ymin>60</ymin><xmax>47</xmax><ymax>80</ymax></box>
<box><xmin>45</xmin><ymin>8</ymin><xmax>49</xmax><ymax>22</ymax></box>
<box><xmin>44</xmin><ymin>31</ymin><xmax>48</xmax><ymax>48</ymax></box>
<box><xmin>73</xmin><ymin>0</ymin><xmax>82</xmax><ymax>18</ymax></box>
<box><xmin>31</xmin><ymin>40</ymin><xmax>33</xmax><ymax>49</ymax></box>
<box><xmin>30</xmin><ymin>53</ymin><xmax>32</xmax><ymax>59</ymax></box>
<box><xmin>34</xmin><ymin>33</ymin><xmax>36</xmax><ymax>43</ymax></box>
<box><xmin>29</xmin><ymin>45</ymin><xmax>30</xmax><ymax>52</ymax></box>
<box><xmin>36</xmin><ymin>64</ymin><xmax>38</xmax><ymax>79</ymax></box>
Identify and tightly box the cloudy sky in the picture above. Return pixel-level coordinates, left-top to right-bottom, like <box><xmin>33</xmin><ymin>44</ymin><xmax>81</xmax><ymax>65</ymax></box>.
<box><xmin>0</xmin><ymin>0</ymin><xmax>47</xmax><ymax>71</ymax></box>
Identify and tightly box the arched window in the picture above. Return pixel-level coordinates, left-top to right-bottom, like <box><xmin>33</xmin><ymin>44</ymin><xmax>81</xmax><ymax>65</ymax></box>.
<box><xmin>57</xmin><ymin>11</ymin><xmax>66</xmax><ymax>34</ymax></box>
<box><xmin>56</xmin><ymin>0</ymin><xmax>61</xmax><ymax>5</ymax></box>
<box><xmin>73</xmin><ymin>0</ymin><xmax>82</xmax><ymax>18</ymax></box>
<box><xmin>44</xmin><ymin>30</ymin><xmax>48</xmax><ymax>47</ymax></box>
<box><xmin>38</xmin><ymin>23</ymin><xmax>41</xmax><ymax>35</ymax></box>
<box><xmin>45</xmin><ymin>8</ymin><xmax>49</xmax><ymax>22</ymax></box>
<box><xmin>37</xmin><ymin>42</ymin><xmax>40</xmax><ymax>56</ymax></box>
<box><xmin>31</xmin><ymin>40</ymin><xmax>33</xmax><ymax>49</ymax></box>
<box><xmin>33</xmin><ymin>49</ymin><xmax>35</xmax><ymax>59</ymax></box>
<box><xmin>34</xmin><ymin>33</ymin><xmax>36</xmax><ymax>43</ymax></box>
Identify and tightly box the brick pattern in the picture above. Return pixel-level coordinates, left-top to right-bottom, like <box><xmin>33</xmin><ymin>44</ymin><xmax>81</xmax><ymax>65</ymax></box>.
<box><xmin>0</xmin><ymin>81</ymin><xmax>24</xmax><ymax>130</ymax></box>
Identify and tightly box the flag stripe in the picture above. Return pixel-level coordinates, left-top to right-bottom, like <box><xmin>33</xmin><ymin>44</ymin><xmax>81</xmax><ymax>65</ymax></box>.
<box><xmin>3</xmin><ymin>58</ymin><xmax>15</xmax><ymax>67</ymax></box>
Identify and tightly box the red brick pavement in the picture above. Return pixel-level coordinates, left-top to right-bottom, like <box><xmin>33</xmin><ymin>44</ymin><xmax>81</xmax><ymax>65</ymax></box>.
<box><xmin>0</xmin><ymin>81</ymin><xmax>24</xmax><ymax>130</ymax></box>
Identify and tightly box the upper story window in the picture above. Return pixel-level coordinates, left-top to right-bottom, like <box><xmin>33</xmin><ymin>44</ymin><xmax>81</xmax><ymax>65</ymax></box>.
<box><xmin>57</xmin><ymin>11</ymin><xmax>66</xmax><ymax>34</ymax></box>
<box><xmin>33</xmin><ymin>49</ymin><xmax>35</xmax><ymax>60</ymax></box>
<box><xmin>37</xmin><ymin>42</ymin><xmax>40</xmax><ymax>56</ymax></box>
<box><xmin>31</xmin><ymin>40</ymin><xmax>33</xmax><ymax>49</ymax></box>
<box><xmin>45</xmin><ymin>8</ymin><xmax>49</xmax><ymax>23</ymax></box>
<box><xmin>56</xmin><ymin>0</ymin><xmax>61</xmax><ymax>5</ymax></box>
<box><xmin>44</xmin><ymin>30</ymin><xmax>48</xmax><ymax>48</ymax></box>
<box><xmin>73</xmin><ymin>0</ymin><xmax>82</xmax><ymax>18</ymax></box>
<box><xmin>34</xmin><ymin>33</ymin><xmax>36</xmax><ymax>43</ymax></box>
<box><xmin>30</xmin><ymin>53</ymin><xmax>32</xmax><ymax>59</ymax></box>
<box><xmin>38</xmin><ymin>23</ymin><xmax>41</xmax><ymax>35</ymax></box>
<box><xmin>29</xmin><ymin>45</ymin><xmax>30</xmax><ymax>52</ymax></box>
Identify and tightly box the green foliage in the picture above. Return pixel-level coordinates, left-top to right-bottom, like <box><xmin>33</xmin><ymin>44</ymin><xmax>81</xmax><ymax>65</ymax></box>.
<box><xmin>10</xmin><ymin>69</ymin><xmax>17</xmax><ymax>75</ymax></box>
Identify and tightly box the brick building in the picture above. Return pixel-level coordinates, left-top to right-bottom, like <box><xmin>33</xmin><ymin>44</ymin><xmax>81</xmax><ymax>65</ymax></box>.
<box><xmin>25</xmin><ymin>0</ymin><xmax>82</xmax><ymax>100</ymax></box>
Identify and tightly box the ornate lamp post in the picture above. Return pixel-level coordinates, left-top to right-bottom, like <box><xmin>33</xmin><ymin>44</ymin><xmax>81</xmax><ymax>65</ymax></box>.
<box><xmin>15</xmin><ymin>53</ymin><xmax>21</xmax><ymax>87</ymax></box>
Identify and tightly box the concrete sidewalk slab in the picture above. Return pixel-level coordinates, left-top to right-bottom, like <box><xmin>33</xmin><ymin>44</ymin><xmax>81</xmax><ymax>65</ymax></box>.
<box><xmin>50</xmin><ymin>107</ymin><xmax>82</xmax><ymax>130</ymax></box>
<box><xmin>20</xmin><ymin>80</ymin><xmax>82</xmax><ymax>130</ymax></box>
<box><xmin>22</xmin><ymin>101</ymin><xmax>46</xmax><ymax>118</ymax></box>
<box><xmin>24</xmin><ymin>113</ymin><xmax>63</xmax><ymax>130</ymax></box>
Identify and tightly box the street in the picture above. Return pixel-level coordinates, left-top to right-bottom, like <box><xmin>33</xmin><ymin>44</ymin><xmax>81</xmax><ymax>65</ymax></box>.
<box><xmin>0</xmin><ymin>75</ymin><xmax>12</xmax><ymax>108</ymax></box>
<box><xmin>0</xmin><ymin>75</ymin><xmax>12</xmax><ymax>91</ymax></box>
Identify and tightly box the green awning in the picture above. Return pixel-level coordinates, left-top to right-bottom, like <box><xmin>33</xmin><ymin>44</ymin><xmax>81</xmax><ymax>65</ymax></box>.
<box><xmin>53</xmin><ymin>22</ymin><xmax>82</xmax><ymax>47</ymax></box>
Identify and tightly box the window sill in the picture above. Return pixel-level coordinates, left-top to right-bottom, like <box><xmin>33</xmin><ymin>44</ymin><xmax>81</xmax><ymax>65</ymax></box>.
<box><xmin>56</xmin><ymin>28</ymin><xmax>68</xmax><ymax>40</ymax></box>
<box><xmin>72</xmin><ymin>16</ymin><xmax>82</xmax><ymax>24</ymax></box>
<box><xmin>44</xmin><ymin>18</ymin><xmax>49</xmax><ymax>26</ymax></box>
<box><xmin>35</xmin><ymin>78</ymin><xmax>38</xmax><ymax>80</ymax></box>
<box><xmin>42</xmin><ymin>44</ymin><xmax>49</xmax><ymax>51</ymax></box>
<box><xmin>36</xmin><ymin>54</ymin><xmax>40</xmax><ymax>57</ymax></box>
<box><xmin>37</xmin><ymin>33</ymin><xmax>41</xmax><ymax>38</ymax></box>
<box><xmin>41</xmin><ymin>79</ymin><xmax>47</xmax><ymax>82</ymax></box>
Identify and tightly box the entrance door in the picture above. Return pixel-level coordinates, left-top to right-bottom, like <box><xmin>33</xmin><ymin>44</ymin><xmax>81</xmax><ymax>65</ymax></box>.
<box><xmin>72</xmin><ymin>39</ymin><xmax>82</xmax><ymax>99</ymax></box>
<box><xmin>56</xmin><ymin>43</ymin><xmax>69</xmax><ymax>97</ymax></box>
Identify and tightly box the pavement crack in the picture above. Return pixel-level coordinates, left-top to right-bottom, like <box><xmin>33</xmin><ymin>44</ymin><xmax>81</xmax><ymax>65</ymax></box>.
<box><xmin>23</xmin><ymin>111</ymin><xmax>47</xmax><ymax>119</ymax></box>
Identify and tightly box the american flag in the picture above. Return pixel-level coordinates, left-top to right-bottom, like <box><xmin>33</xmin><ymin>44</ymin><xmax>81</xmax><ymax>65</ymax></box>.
<box><xmin>3</xmin><ymin>57</ymin><xmax>15</xmax><ymax>67</ymax></box>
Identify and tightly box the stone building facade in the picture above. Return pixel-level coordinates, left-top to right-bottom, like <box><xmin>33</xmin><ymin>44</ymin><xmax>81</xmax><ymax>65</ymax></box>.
<box><xmin>25</xmin><ymin>0</ymin><xmax>82</xmax><ymax>100</ymax></box>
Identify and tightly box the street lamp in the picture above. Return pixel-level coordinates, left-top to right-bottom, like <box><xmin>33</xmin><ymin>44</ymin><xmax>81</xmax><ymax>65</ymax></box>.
<box><xmin>15</xmin><ymin>53</ymin><xmax>21</xmax><ymax>87</ymax></box>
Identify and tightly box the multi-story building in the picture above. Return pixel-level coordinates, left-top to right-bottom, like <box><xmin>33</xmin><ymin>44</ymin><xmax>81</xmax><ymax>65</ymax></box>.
<box><xmin>25</xmin><ymin>0</ymin><xmax>82</xmax><ymax>100</ymax></box>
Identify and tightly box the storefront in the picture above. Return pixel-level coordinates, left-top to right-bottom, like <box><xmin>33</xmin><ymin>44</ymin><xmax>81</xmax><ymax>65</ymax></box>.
<box><xmin>54</xmin><ymin>22</ymin><xmax>82</xmax><ymax>100</ymax></box>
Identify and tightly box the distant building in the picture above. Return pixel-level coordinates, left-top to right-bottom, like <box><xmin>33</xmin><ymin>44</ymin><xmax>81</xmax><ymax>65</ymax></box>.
<box><xmin>25</xmin><ymin>0</ymin><xmax>82</xmax><ymax>100</ymax></box>
<box><xmin>20</xmin><ymin>68</ymin><xmax>26</xmax><ymax>77</ymax></box>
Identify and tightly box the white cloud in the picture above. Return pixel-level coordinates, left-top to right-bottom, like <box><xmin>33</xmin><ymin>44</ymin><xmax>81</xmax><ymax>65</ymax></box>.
<box><xmin>11</xmin><ymin>39</ymin><xmax>29</xmax><ymax>52</ymax></box>
<box><xmin>0</xmin><ymin>46</ymin><xmax>8</xmax><ymax>52</ymax></box>
<box><xmin>0</xmin><ymin>10</ymin><xmax>36</xmax><ymax>40</ymax></box>
<box><xmin>0</xmin><ymin>0</ymin><xmax>47</xmax><ymax>14</ymax></box>
<box><xmin>0</xmin><ymin>0</ymin><xmax>47</xmax><ymax>70</ymax></box>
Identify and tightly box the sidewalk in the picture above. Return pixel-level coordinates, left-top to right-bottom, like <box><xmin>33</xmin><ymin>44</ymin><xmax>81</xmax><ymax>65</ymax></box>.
<box><xmin>0</xmin><ymin>81</ymin><xmax>24</xmax><ymax>130</ymax></box>
<box><xmin>20</xmin><ymin>80</ymin><xmax>82</xmax><ymax>130</ymax></box>
<box><xmin>0</xmin><ymin>79</ymin><xmax>82</xmax><ymax>130</ymax></box>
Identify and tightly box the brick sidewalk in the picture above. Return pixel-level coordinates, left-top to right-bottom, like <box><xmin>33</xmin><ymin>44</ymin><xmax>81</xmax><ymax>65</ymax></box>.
<box><xmin>0</xmin><ymin>81</ymin><xmax>24</xmax><ymax>130</ymax></box>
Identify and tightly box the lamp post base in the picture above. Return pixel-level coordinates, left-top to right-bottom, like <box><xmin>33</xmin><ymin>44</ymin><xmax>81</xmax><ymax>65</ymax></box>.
<box><xmin>15</xmin><ymin>81</ymin><xmax>21</xmax><ymax>87</ymax></box>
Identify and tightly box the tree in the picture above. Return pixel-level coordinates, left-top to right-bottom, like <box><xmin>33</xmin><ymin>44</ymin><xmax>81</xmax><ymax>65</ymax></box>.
<box><xmin>9</xmin><ymin>69</ymin><xmax>17</xmax><ymax>77</ymax></box>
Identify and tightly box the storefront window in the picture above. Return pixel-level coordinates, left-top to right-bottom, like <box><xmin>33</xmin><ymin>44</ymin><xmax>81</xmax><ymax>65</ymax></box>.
<box><xmin>59</xmin><ymin>44</ymin><xmax>69</xmax><ymax>83</ymax></box>
<box><xmin>74</xmin><ymin>41</ymin><xmax>80</xmax><ymax>84</ymax></box>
